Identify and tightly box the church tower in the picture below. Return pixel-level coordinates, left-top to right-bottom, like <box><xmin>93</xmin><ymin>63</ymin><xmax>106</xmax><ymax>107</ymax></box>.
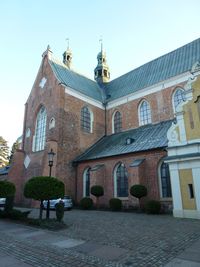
<box><xmin>63</xmin><ymin>43</ymin><xmax>72</xmax><ymax>69</ymax></box>
<box><xmin>94</xmin><ymin>41</ymin><xmax>110</xmax><ymax>84</ymax></box>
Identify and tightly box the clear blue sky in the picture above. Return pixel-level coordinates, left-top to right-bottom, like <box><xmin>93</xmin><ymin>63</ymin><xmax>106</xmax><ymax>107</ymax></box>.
<box><xmin>0</xmin><ymin>0</ymin><xmax>200</xmax><ymax>148</ymax></box>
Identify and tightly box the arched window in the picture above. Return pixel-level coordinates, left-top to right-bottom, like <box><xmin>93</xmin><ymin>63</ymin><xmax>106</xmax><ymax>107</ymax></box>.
<box><xmin>33</xmin><ymin>106</ymin><xmax>47</xmax><ymax>152</ymax></box>
<box><xmin>114</xmin><ymin>163</ymin><xmax>128</xmax><ymax>197</ymax></box>
<box><xmin>112</xmin><ymin>111</ymin><xmax>122</xmax><ymax>133</ymax></box>
<box><xmin>83</xmin><ymin>168</ymin><xmax>91</xmax><ymax>197</ymax></box>
<box><xmin>173</xmin><ymin>88</ymin><xmax>186</xmax><ymax>112</ymax></box>
<box><xmin>159</xmin><ymin>162</ymin><xmax>172</xmax><ymax>198</ymax></box>
<box><xmin>81</xmin><ymin>106</ymin><xmax>93</xmax><ymax>133</ymax></box>
<box><xmin>139</xmin><ymin>100</ymin><xmax>152</xmax><ymax>126</ymax></box>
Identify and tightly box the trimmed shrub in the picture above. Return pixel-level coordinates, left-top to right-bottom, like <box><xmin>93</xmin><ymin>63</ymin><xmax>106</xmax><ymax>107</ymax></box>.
<box><xmin>0</xmin><ymin>209</ymin><xmax>31</xmax><ymax>220</ymax></box>
<box><xmin>109</xmin><ymin>198</ymin><xmax>122</xmax><ymax>211</ymax></box>
<box><xmin>55</xmin><ymin>201</ymin><xmax>65</xmax><ymax>222</ymax></box>
<box><xmin>145</xmin><ymin>200</ymin><xmax>161</xmax><ymax>214</ymax></box>
<box><xmin>91</xmin><ymin>185</ymin><xmax>104</xmax><ymax>197</ymax></box>
<box><xmin>24</xmin><ymin>176</ymin><xmax>65</xmax><ymax>219</ymax></box>
<box><xmin>130</xmin><ymin>184</ymin><xmax>147</xmax><ymax>199</ymax></box>
<box><xmin>0</xmin><ymin>180</ymin><xmax>16</xmax><ymax>197</ymax></box>
<box><xmin>80</xmin><ymin>197</ymin><xmax>93</xmax><ymax>210</ymax></box>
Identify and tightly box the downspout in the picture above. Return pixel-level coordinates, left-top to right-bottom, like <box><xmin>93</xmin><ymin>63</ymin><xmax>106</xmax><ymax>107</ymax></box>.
<box><xmin>104</xmin><ymin>101</ymin><xmax>107</xmax><ymax>136</ymax></box>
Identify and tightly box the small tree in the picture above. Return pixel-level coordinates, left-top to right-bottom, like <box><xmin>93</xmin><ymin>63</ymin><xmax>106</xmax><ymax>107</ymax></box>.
<box><xmin>130</xmin><ymin>184</ymin><xmax>147</xmax><ymax>210</ymax></box>
<box><xmin>90</xmin><ymin>185</ymin><xmax>104</xmax><ymax>209</ymax></box>
<box><xmin>24</xmin><ymin>176</ymin><xmax>64</xmax><ymax>219</ymax></box>
<box><xmin>0</xmin><ymin>180</ymin><xmax>16</xmax><ymax>212</ymax></box>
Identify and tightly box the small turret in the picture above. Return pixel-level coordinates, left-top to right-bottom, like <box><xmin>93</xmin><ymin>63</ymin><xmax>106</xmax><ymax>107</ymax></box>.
<box><xmin>63</xmin><ymin>39</ymin><xmax>72</xmax><ymax>69</ymax></box>
<box><xmin>94</xmin><ymin>39</ymin><xmax>110</xmax><ymax>84</ymax></box>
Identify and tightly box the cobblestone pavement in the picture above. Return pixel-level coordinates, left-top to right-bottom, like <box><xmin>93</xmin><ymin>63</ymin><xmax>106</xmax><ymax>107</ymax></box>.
<box><xmin>1</xmin><ymin>209</ymin><xmax>200</xmax><ymax>267</ymax></box>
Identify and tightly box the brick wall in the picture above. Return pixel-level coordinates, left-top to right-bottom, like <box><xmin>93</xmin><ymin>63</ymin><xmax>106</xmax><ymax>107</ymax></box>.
<box><xmin>76</xmin><ymin>149</ymin><xmax>167</xmax><ymax>208</ymax></box>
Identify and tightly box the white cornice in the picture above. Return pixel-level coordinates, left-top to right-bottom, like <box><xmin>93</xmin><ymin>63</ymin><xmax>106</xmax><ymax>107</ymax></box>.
<box><xmin>64</xmin><ymin>86</ymin><xmax>104</xmax><ymax>109</ymax></box>
<box><xmin>107</xmin><ymin>71</ymin><xmax>192</xmax><ymax>109</ymax></box>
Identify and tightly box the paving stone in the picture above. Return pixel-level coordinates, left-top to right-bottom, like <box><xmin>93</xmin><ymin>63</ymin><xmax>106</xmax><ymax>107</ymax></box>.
<box><xmin>90</xmin><ymin>245</ymin><xmax>128</xmax><ymax>260</ymax></box>
<box><xmin>72</xmin><ymin>241</ymin><xmax>103</xmax><ymax>253</ymax></box>
<box><xmin>53</xmin><ymin>238</ymin><xmax>85</xmax><ymax>248</ymax></box>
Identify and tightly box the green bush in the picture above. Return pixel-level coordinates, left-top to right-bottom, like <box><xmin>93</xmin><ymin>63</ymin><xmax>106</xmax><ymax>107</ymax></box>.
<box><xmin>80</xmin><ymin>197</ymin><xmax>93</xmax><ymax>210</ymax></box>
<box><xmin>24</xmin><ymin>176</ymin><xmax>65</xmax><ymax>219</ymax></box>
<box><xmin>4</xmin><ymin>195</ymin><xmax>14</xmax><ymax>213</ymax></box>
<box><xmin>130</xmin><ymin>184</ymin><xmax>147</xmax><ymax>199</ymax></box>
<box><xmin>109</xmin><ymin>198</ymin><xmax>122</xmax><ymax>211</ymax></box>
<box><xmin>145</xmin><ymin>200</ymin><xmax>161</xmax><ymax>214</ymax></box>
<box><xmin>90</xmin><ymin>185</ymin><xmax>104</xmax><ymax>197</ymax></box>
<box><xmin>26</xmin><ymin>218</ymin><xmax>67</xmax><ymax>230</ymax></box>
<box><xmin>55</xmin><ymin>201</ymin><xmax>65</xmax><ymax>222</ymax></box>
<box><xmin>0</xmin><ymin>209</ymin><xmax>31</xmax><ymax>220</ymax></box>
<box><xmin>0</xmin><ymin>180</ymin><xmax>16</xmax><ymax>197</ymax></box>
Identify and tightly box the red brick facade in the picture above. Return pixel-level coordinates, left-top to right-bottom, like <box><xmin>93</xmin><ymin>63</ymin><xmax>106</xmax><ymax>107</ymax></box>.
<box><xmin>8</xmin><ymin>47</ymin><xmax>188</xmax><ymax>209</ymax></box>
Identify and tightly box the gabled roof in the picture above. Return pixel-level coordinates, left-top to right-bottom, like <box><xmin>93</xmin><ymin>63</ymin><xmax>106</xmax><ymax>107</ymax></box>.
<box><xmin>74</xmin><ymin>120</ymin><xmax>173</xmax><ymax>162</ymax></box>
<box><xmin>49</xmin><ymin>38</ymin><xmax>200</xmax><ymax>103</ymax></box>
<box><xmin>49</xmin><ymin>58</ymin><xmax>103</xmax><ymax>102</ymax></box>
<box><xmin>105</xmin><ymin>38</ymin><xmax>200</xmax><ymax>101</ymax></box>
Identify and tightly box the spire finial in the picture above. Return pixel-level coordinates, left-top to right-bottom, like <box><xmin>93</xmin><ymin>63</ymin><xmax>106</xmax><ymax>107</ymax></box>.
<box><xmin>99</xmin><ymin>36</ymin><xmax>103</xmax><ymax>52</ymax></box>
<box><xmin>66</xmin><ymin>38</ymin><xmax>70</xmax><ymax>49</ymax></box>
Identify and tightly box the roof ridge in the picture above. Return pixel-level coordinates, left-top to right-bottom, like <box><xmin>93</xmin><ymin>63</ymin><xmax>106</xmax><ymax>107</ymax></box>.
<box><xmin>109</xmin><ymin>37</ymin><xmax>200</xmax><ymax>84</ymax></box>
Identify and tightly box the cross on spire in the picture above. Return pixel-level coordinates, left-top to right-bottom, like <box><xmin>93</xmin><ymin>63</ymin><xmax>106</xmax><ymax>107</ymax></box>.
<box><xmin>99</xmin><ymin>36</ymin><xmax>103</xmax><ymax>52</ymax></box>
<box><xmin>66</xmin><ymin>38</ymin><xmax>70</xmax><ymax>49</ymax></box>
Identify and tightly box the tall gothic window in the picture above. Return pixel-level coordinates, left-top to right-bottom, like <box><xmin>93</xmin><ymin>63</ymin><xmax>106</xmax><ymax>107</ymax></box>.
<box><xmin>113</xmin><ymin>111</ymin><xmax>122</xmax><ymax>133</ymax></box>
<box><xmin>160</xmin><ymin>162</ymin><xmax>172</xmax><ymax>198</ymax></box>
<box><xmin>34</xmin><ymin>106</ymin><xmax>47</xmax><ymax>152</ymax></box>
<box><xmin>81</xmin><ymin>106</ymin><xmax>93</xmax><ymax>133</ymax></box>
<box><xmin>83</xmin><ymin>168</ymin><xmax>91</xmax><ymax>197</ymax></box>
<box><xmin>139</xmin><ymin>100</ymin><xmax>152</xmax><ymax>126</ymax></box>
<box><xmin>114</xmin><ymin>163</ymin><xmax>128</xmax><ymax>197</ymax></box>
<box><xmin>173</xmin><ymin>88</ymin><xmax>186</xmax><ymax>112</ymax></box>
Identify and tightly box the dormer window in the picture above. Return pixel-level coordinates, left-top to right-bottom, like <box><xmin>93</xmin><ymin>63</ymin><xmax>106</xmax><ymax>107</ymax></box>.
<box><xmin>126</xmin><ymin>137</ymin><xmax>134</xmax><ymax>145</ymax></box>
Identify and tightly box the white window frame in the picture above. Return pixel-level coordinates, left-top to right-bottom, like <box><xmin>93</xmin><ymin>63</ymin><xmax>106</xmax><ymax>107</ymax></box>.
<box><xmin>138</xmin><ymin>100</ymin><xmax>152</xmax><ymax>126</ymax></box>
<box><xmin>33</xmin><ymin>106</ymin><xmax>47</xmax><ymax>152</ymax></box>
<box><xmin>112</xmin><ymin>110</ymin><xmax>122</xmax><ymax>134</ymax></box>
<box><xmin>113</xmin><ymin>162</ymin><xmax>128</xmax><ymax>199</ymax></box>
<box><xmin>81</xmin><ymin>106</ymin><xmax>94</xmax><ymax>133</ymax></box>
<box><xmin>83</xmin><ymin>167</ymin><xmax>91</xmax><ymax>197</ymax></box>
<box><xmin>172</xmin><ymin>87</ymin><xmax>186</xmax><ymax>113</ymax></box>
<box><xmin>158</xmin><ymin>161</ymin><xmax>172</xmax><ymax>200</ymax></box>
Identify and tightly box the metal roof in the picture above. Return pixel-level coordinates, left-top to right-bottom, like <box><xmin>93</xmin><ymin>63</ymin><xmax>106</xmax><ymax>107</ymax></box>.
<box><xmin>105</xmin><ymin>38</ymin><xmax>200</xmax><ymax>101</ymax></box>
<box><xmin>49</xmin><ymin>58</ymin><xmax>103</xmax><ymax>101</ymax></box>
<box><xmin>74</xmin><ymin>120</ymin><xmax>173</xmax><ymax>162</ymax></box>
<box><xmin>49</xmin><ymin>38</ymin><xmax>200</xmax><ymax>103</ymax></box>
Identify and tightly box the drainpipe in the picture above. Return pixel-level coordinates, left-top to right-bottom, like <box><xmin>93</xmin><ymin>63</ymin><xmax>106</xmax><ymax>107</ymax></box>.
<box><xmin>103</xmin><ymin>101</ymin><xmax>107</xmax><ymax>136</ymax></box>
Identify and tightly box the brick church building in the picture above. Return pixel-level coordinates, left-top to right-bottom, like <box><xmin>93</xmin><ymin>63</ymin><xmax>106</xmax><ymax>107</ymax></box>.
<box><xmin>8</xmin><ymin>38</ymin><xmax>200</xmax><ymax>210</ymax></box>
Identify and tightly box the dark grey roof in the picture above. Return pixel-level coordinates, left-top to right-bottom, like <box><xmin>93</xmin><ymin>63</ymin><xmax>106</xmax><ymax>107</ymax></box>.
<box><xmin>0</xmin><ymin>166</ymin><xmax>10</xmax><ymax>176</ymax></box>
<box><xmin>49</xmin><ymin>38</ymin><xmax>200</xmax><ymax>103</ymax></box>
<box><xmin>49</xmin><ymin>58</ymin><xmax>103</xmax><ymax>101</ymax></box>
<box><xmin>105</xmin><ymin>38</ymin><xmax>200</xmax><ymax>101</ymax></box>
<box><xmin>74</xmin><ymin>120</ymin><xmax>173</xmax><ymax>162</ymax></box>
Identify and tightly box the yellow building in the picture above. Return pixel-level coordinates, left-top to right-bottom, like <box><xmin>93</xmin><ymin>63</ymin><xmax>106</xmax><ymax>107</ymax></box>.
<box><xmin>166</xmin><ymin>61</ymin><xmax>200</xmax><ymax>219</ymax></box>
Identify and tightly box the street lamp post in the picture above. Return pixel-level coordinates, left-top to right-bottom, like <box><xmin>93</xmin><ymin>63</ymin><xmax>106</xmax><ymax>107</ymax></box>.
<box><xmin>47</xmin><ymin>149</ymin><xmax>55</xmax><ymax>219</ymax></box>
<box><xmin>48</xmin><ymin>149</ymin><xmax>55</xmax><ymax>177</ymax></box>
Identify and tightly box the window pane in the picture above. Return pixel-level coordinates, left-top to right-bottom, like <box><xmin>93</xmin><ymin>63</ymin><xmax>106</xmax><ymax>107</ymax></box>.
<box><xmin>81</xmin><ymin>107</ymin><xmax>91</xmax><ymax>133</ymax></box>
<box><xmin>160</xmin><ymin>162</ymin><xmax>172</xmax><ymax>198</ymax></box>
<box><xmin>85</xmin><ymin>169</ymin><xmax>90</xmax><ymax>197</ymax></box>
<box><xmin>116</xmin><ymin>164</ymin><xmax>128</xmax><ymax>197</ymax></box>
<box><xmin>114</xmin><ymin>111</ymin><xmax>122</xmax><ymax>133</ymax></box>
<box><xmin>173</xmin><ymin>89</ymin><xmax>186</xmax><ymax>111</ymax></box>
<box><xmin>34</xmin><ymin>106</ymin><xmax>47</xmax><ymax>151</ymax></box>
<box><xmin>140</xmin><ymin>101</ymin><xmax>151</xmax><ymax>125</ymax></box>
